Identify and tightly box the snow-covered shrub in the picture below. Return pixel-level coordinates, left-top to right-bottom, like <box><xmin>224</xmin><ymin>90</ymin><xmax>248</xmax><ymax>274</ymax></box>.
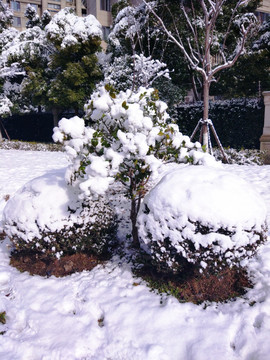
<box><xmin>137</xmin><ymin>166</ymin><xmax>267</xmax><ymax>274</ymax></box>
<box><xmin>3</xmin><ymin>169</ymin><xmax>117</xmax><ymax>258</ymax></box>
<box><xmin>99</xmin><ymin>53</ymin><xmax>170</xmax><ymax>91</ymax></box>
<box><xmin>53</xmin><ymin>85</ymin><xmax>215</xmax><ymax>245</ymax></box>
<box><xmin>213</xmin><ymin>148</ymin><xmax>266</xmax><ymax>165</ymax></box>
<box><xmin>0</xmin><ymin>95</ymin><xmax>12</xmax><ymax>117</ymax></box>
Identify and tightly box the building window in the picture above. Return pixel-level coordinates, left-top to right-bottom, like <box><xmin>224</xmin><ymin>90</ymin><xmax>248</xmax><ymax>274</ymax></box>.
<box><xmin>10</xmin><ymin>1</ymin><xmax>20</xmax><ymax>11</ymax></box>
<box><xmin>30</xmin><ymin>3</ymin><xmax>38</xmax><ymax>11</ymax></box>
<box><xmin>102</xmin><ymin>26</ymin><xmax>110</xmax><ymax>41</ymax></box>
<box><xmin>13</xmin><ymin>16</ymin><xmax>21</xmax><ymax>27</ymax></box>
<box><xmin>100</xmin><ymin>0</ymin><xmax>110</xmax><ymax>11</ymax></box>
<box><xmin>256</xmin><ymin>11</ymin><xmax>270</xmax><ymax>23</ymax></box>
<box><xmin>48</xmin><ymin>3</ymin><xmax>61</xmax><ymax>9</ymax></box>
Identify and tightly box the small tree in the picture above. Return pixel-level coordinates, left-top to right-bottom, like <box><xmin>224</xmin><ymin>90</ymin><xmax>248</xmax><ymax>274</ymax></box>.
<box><xmin>41</xmin><ymin>8</ymin><xmax>103</xmax><ymax>125</ymax></box>
<box><xmin>144</xmin><ymin>0</ymin><xmax>259</xmax><ymax>151</ymax></box>
<box><xmin>0</xmin><ymin>95</ymin><xmax>12</xmax><ymax>140</ymax></box>
<box><xmin>53</xmin><ymin>85</ymin><xmax>214</xmax><ymax>246</ymax></box>
<box><xmin>25</xmin><ymin>4</ymin><xmax>42</xmax><ymax>28</ymax></box>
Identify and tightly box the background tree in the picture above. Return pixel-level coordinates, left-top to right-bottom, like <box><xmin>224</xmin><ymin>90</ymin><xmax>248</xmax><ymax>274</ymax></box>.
<box><xmin>0</xmin><ymin>23</ymin><xmax>52</xmax><ymax>114</ymax></box>
<box><xmin>145</xmin><ymin>0</ymin><xmax>260</xmax><ymax>151</ymax></box>
<box><xmin>106</xmin><ymin>1</ymin><xmax>186</xmax><ymax>106</ymax></box>
<box><xmin>211</xmin><ymin>14</ymin><xmax>270</xmax><ymax>98</ymax></box>
<box><xmin>0</xmin><ymin>0</ymin><xmax>15</xmax><ymax>122</ymax></box>
<box><xmin>0</xmin><ymin>0</ymin><xmax>13</xmax><ymax>32</ymax></box>
<box><xmin>0</xmin><ymin>7</ymin><xmax>103</xmax><ymax>126</ymax></box>
<box><xmin>17</xmin><ymin>8</ymin><xmax>103</xmax><ymax>125</ymax></box>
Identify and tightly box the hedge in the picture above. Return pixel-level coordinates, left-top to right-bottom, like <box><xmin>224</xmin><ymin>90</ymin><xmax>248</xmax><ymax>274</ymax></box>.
<box><xmin>1</xmin><ymin>113</ymin><xmax>54</xmax><ymax>143</ymax></box>
<box><xmin>0</xmin><ymin>110</ymin><xmax>81</xmax><ymax>143</ymax></box>
<box><xmin>0</xmin><ymin>98</ymin><xmax>265</xmax><ymax>148</ymax></box>
<box><xmin>171</xmin><ymin>98</ymin><xmax>264</xmax><ymax>150</ymax></box>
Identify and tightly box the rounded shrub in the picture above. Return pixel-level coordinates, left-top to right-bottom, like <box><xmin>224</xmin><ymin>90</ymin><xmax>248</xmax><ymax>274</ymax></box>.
<box><xmin>137</xmin><ymin>165</ymin><xmax>267</xmax><ymax>274</ymax></box>
<box><xmin>3</xmin><ymin>169</ymin><xmax>117</xmax><ymax>258</ymax></box>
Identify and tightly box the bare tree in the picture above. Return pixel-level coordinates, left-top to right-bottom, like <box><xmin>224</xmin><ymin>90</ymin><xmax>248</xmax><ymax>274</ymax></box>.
<box><xmin>144</xmin><ymin>0</ymin><xmax>258</xmax><ymax>152</ymax></box>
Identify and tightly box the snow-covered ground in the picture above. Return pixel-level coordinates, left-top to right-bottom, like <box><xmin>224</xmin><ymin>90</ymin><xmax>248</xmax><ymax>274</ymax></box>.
<box><xmin>1</xmin><ymin>149</ymin><xmax>270</xmax><ymax>360</ymax></box>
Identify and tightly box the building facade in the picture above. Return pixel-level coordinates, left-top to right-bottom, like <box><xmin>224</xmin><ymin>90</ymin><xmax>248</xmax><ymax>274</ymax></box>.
<box><xmin>3</xmin><ymin>0</ymin><xmax>144</xmax><ymax>33</ymax></box>
<box><xmin>258</xmin><ymin>0</ymin><xmax>270</xmax><ymax>21</ymax></box>
<box><xmin>3</xmin><ymin>0</ymin><xmax>270</xmax><ymax>33</ymax></box>
<box><xmin>4</xmin><ymin>0</ymin><xmax>87</xmax><ymax>31</ymax></box>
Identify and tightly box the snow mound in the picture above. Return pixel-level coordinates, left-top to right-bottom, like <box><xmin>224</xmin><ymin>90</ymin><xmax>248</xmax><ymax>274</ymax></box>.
<box><xmin>3</xmin><ymin>169</ymin><xmax>117</xmax><ymax>257</ymax></box>
<box><xmin>137</xmin><ymin>165</ymin><xmax>267</xmax><ymax>272</ymax></box>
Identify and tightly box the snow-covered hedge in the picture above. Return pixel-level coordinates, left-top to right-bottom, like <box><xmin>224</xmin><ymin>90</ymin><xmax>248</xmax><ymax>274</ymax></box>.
<box><xmin>3</xmin><ymin>169</ymin><xmax>117</xmax><ymax>258</ymax></box>
<box><xmin>137</xmin><ymin>165</ymin><xmax>267</xmax><ymax>273</ymax></box>
<box><xmin>213</xmin><ymin>148</ymin><xmax>266</xmax><ymax>165</ymax></box>
<box><xmin>173</xmin><ymin>98</ymin><xmax>264</xmax><ymax>150</ymax></box>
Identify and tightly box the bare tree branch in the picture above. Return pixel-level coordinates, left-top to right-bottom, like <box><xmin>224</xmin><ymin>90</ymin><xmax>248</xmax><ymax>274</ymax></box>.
<box><xmin>143</xmin><ymin>0</ymin><xmax>207</xmax><ymax>79</ymax></box>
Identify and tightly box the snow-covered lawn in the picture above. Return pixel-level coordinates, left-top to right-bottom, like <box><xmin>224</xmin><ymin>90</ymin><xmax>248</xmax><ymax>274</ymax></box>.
<box><xmin>1</xmin><ymin>149</ymin><xmax>270</xmax><ymax>360</ymax></box>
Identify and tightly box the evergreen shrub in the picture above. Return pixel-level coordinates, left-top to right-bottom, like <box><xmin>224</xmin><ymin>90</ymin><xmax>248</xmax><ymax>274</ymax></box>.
<box><xmin>137</xmin><ymin>166</ymin><xmax>267</xmax><ymax>274</ymax></box>
<box><xmin>3</xmin><ymin>170</ymin><xmax>117</xmax><ymax>258</ymax></box>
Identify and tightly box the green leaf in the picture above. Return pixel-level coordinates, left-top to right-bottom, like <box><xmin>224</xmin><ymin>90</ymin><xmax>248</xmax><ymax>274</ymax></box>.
<box><xmin>91</xmin><ymin>138</ymin><xmax>98</xmax><ymax>147</ymax></box>
<box><xmin>122</xmin><ymin>101</ymin><xmax>129</xmax><ymax>110</ymax></box>
<box><xmin>0</xmin><ymin>312</ymin><xmax>6</xmax><ymax>325</ymax></box>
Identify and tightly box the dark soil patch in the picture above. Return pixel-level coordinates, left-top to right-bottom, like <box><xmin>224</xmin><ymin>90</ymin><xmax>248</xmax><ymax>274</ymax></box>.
<box><xmin>10</xmin><ymin>252</ymin><xmax>107</xmax><ymax>277</ymax></box>
<box><xmin>136</xmin><ymin>263</ymin><xmax>252</xmax><ymax>304</ymax></box>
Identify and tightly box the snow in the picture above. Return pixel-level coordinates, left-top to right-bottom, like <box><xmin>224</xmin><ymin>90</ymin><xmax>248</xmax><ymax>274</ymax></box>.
<box><xmin>3</xmin><ymin>168</ymin><xmax>79</xmax><ymax>241</ymax></box>
<box><xmin>0</xmin><ymin>95</ymin><xmax>12</xmax><ymax>116</ymax></box>
<box><xmin>1</xmin><ymin>149</ymin><xmax>270</xmax><ymax>359</ymax></box>
<box><xmin>45</xmin><ymin>8</ymin><xmax>102</xmax><ymax>47</ymax></box>
<box><xmin>140</xmin><ymin>165</ymin><xmax>266</xmax><ymax>231</ymax></box>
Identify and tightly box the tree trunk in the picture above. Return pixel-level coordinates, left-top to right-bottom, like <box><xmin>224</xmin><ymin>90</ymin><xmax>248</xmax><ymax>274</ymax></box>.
<box><xmin>202</xmin><ymin>79</ymin><xmax>210</xmax><ymax>152</ymax></box>
<box><xmin>0</xmin><ymin>128</ymin><xmax>3</xmax><ymax>142</ymax></box>
<box><xmin>130</xmin><ymin>197</ymin><xmax>140</xmax><ymax>248</ymax></box>
<box><xmin>52</xmin><ymin>107</ymin><xmax>59</xmax><ymax>127</ymax></box>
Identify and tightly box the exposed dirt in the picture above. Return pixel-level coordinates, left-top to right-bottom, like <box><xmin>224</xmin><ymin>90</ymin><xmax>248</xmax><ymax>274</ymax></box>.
<box><xmin>10</xmin><ymin>252</ymin><xmax>106</xmax><ymax>277</ymax></box>
<box><xmin>136</xmin><ymin>263</ymin><xmax>252</xmax><ymax>304</ymax></box>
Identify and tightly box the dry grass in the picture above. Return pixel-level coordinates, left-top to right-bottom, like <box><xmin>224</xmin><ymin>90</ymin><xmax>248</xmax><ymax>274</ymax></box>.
<box><xmin>136</xmin><ymin>262</ymin><xmax>252</xmax><ymax>304</ymax></box>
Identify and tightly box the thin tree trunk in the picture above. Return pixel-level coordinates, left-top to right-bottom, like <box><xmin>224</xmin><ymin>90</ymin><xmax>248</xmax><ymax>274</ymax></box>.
<box><xmin>130</xmin><ymin>198</ymin><xmax>139</xmax><ymax>248</ymax></box>
<box><xmin>52</xmin><ymin>108</ymin><xmax>59</xmax><ymax>127</ymax></box>
<box><xmin>202</xmin><ymin>79</ymin><xmax>210</xmax><ymax>151</ymax></box>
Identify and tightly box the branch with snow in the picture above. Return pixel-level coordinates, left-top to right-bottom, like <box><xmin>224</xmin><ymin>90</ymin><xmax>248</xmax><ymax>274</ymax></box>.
<box><xmin>53</xmin><ymin>85</ymin><xmax>213</xmax><ymax>202</ymax></box>
<box><xmin>0</xmin><ymin>95</ymin><xmax>13</xmax><ymax>117</ymax></box>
